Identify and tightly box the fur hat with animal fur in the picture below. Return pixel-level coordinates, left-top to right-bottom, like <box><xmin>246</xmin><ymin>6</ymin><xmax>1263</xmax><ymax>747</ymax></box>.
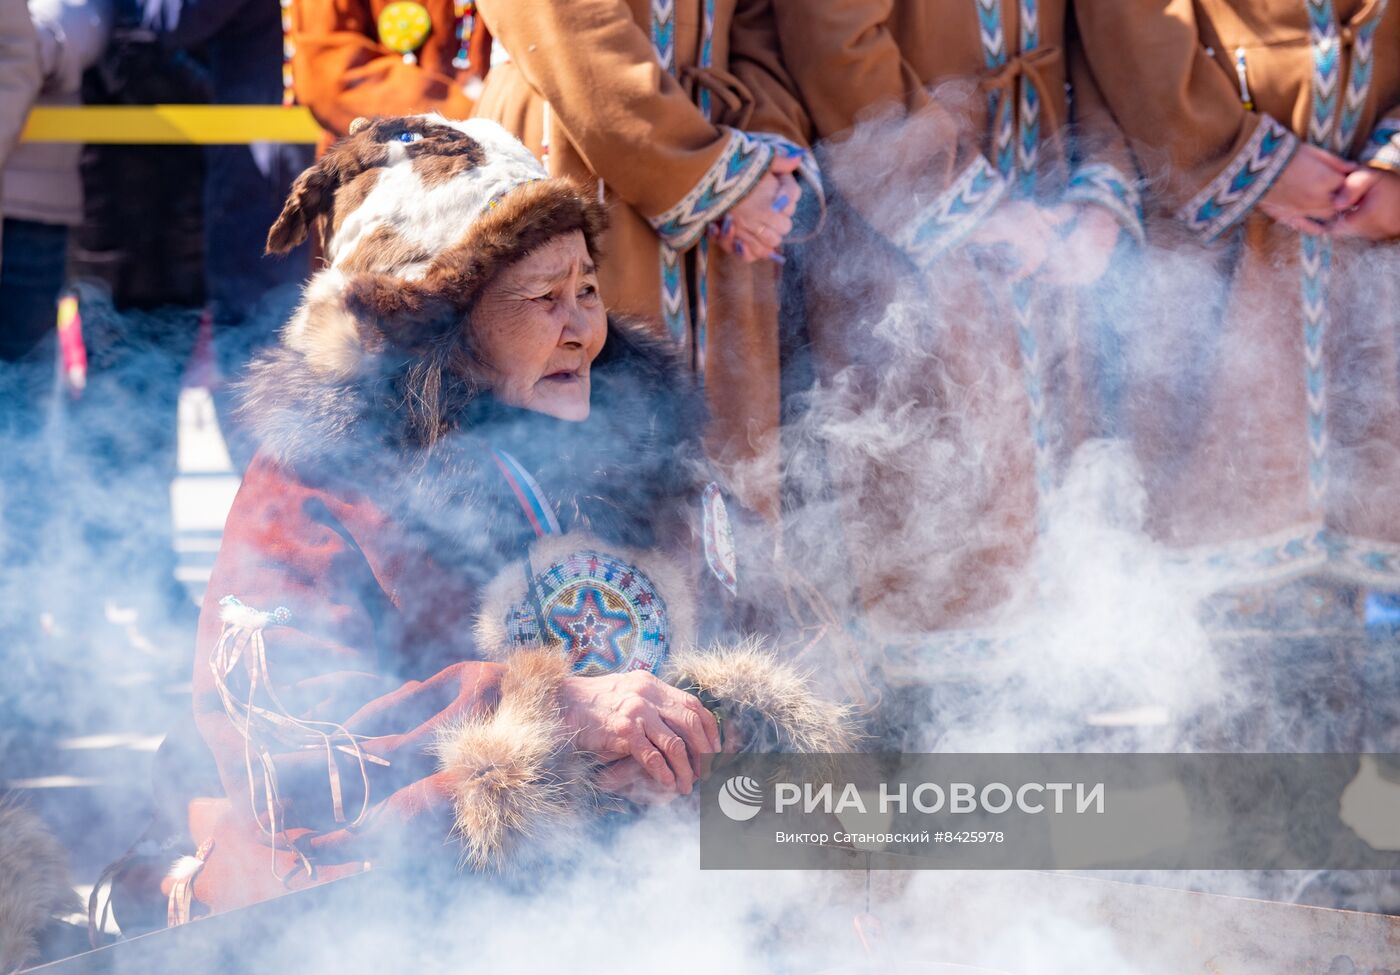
<box><xmin>265</xmin><ymin>114</ymin><xmax>607</xmax><ymax>382</ymax></box>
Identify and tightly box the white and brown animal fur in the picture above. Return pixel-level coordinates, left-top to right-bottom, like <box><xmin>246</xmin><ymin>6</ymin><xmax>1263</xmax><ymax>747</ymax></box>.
<box><xmin>435</xmin><ymin>636</ymin><xmax>857</xmax><ymax>873</ymax></box>
<box><xmin>460</xmin><ymin>533</ymin><xmax>855</xmax><ymax>871</ymax></box>
<box><xmin>264</xmin><ymin>114</ymin><xmax>607</xmax><ymax>383</ymax></box>
<box><xmin>255</xmin><ymin>116</ymin><xmax>858</xmax><ymax>873</ymax></box>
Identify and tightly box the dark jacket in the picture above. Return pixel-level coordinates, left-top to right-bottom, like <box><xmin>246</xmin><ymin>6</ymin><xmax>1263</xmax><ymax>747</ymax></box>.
<box><xmin>164</xmin><ymin>0</ymin><xmax>312</xmax><ymax>319</ymax></box>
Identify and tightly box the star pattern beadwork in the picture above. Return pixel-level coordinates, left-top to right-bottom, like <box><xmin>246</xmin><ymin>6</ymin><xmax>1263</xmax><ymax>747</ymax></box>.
<box><xmin>504</xmin><ymin>549</ymin><xmax>670</xmax><ymax>676</ymax></box>
<box><xmin>547</xmin><ymin>586</ymin><xmax>634</xmax><ymax>672</ymax></box>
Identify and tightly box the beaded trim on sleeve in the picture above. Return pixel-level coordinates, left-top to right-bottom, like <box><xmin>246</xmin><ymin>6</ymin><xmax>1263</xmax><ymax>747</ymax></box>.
<box><xmin>895</xmin><ymin>153</ymin><xmax>1008</xmax><ymax>268</ymax></box>
<box><xmin>1176</xmin><ymin>115</ymin><xmax>1299</xmax><ymax>241</ymax></box>
<box><xmin>1361</xmin><ymin>113</ymin><xmax>1400</xmax><ymax>174</ymax></box>
<box><xmin>649</xmin><ymin>128</ymin><xmax>774</xmax><ymax>251</ymax></box>
<box><xmin>747</xmin><ymin>133</ymin><xmax>824</xmax><ymax>208</ymax></box>
<box><xmin>747</xmin><ymin>132</ymin><xmax>825</xmax><ymax>235</ymax></box>
<box><xmin>1064</xmin><ymin>162</ymin><xmax>1145</xmax><ymax>244</ymax></box>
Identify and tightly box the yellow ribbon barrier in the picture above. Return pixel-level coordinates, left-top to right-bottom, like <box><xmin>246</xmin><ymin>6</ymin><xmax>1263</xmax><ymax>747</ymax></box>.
<box><xmin>20</xmin><ymin>105</ymin><xmax>322</xmax><ymax>144</ymax></box>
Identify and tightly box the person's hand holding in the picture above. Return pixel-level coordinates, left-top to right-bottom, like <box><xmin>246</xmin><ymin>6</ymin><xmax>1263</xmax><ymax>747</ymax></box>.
<box><xmin>965</xmin><ymin>199</ymin><xmax>1060</xmax><ymax>281</ymax></box>
<box><xmin>595</xmin><ymin>757</ymin><xmax>690</xmax><ymax>805</ymax></box>
<box><xmin>1039</xmin><ymin>203</ymin><xmax>1124</xmax><ymax>287</ymax></box>
<box><xmin>558</xmin><ymin>670</ymin><xmax>720</xmax><ymax>797</ymax></box>
<box><xmin>1329</xmin><ymin>167</ymin><xmax>1400</xmax><ymax>240</ymax></box>
<box><xmin>710</xmin><ymin>152</ymin><xmax>802</xmax><ymax>262</ymax></box>
<box><xmin>1259</xmin><ymin>143</ymin><xmax>1355</xmax><ymax>233</ymax></box>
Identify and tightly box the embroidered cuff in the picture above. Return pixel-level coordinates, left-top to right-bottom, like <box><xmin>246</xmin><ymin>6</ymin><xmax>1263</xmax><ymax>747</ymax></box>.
<box><xmin>1176</xmin><ymin>115</ymin><xmax>1299</xmax><ymax>242</ymax></box>
<box><xmin>747</xmin><ymin>133</ymin><xmax>826</xmax><ymax>240</ymax></box>
<box><xmin>649</xmin><ymin>128</ymin><xmax>774</xmax><ymax>251</ymax></box>
<box><xmin>894</xmin><ymin>154</ymin><xmax>1009</xmax><ymax>268</ymax></box>
<box><xmin>1064</xmin><ymin>162</ymin><xmax>1145</xmax><ymax>244</ymax></box>
<box><xmin>1361</xmin><ymin>113</ymin><xmax>1400</xmax><ymax>175</ymax></box>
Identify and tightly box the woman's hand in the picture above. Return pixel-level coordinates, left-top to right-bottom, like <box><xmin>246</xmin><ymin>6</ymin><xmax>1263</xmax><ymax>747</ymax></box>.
<box><xmin>1039</xmin><ymin>203</ymin><xmax>1124</xmax><ymax>287</ymax></box>
<box><xmin>595</xmin><ymin>757</ymin><xmax>689</xmax><ymax>805</ymax></box>
<box><xmin>710</xmin><ymin>153</ymin><xmax>803</xmax><ymax>262</ymax></box>
<box><xmin>966</xmin><ymin>199</ymin><xmax>1060</xmax><ymax>281</ymax></box>
<box><xmin>1259</xmin><ymin>143</ymin><xmax>1355</xmax><ymax>233</ymax></box>
<box><xmin>1329</xmin><ymin>168</ymin><xmax>1400</xmax><ymax>240</ymax></box>
<box><xmin>558</xmin><ymin>671</ymin><xmax>721</xmax><ymax>796</ymax></box>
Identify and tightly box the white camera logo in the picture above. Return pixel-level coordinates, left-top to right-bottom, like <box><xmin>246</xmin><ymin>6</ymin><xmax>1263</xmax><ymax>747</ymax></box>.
<box><xmin>717</xmin><ymin>775</ymin><xmax>764</xmax><ymax>822</ymax></box>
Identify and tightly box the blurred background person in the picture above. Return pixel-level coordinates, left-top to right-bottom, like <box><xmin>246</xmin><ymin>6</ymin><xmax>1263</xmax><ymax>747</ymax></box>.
<box><xmin>473</xmin><ymin>0</ymin><xmax>820</xmax><ymax>521</ymax></box>
<box><xmin>152</xmin><ymin>0</ymin><xmax>314</xmax><ymax>468</ymax></box>
<box><xmin>767</xmin><ymin>0</ymin><xmax>1142</xmax><ymax>643</ymax></box>
<box><xmin>61</xmin><ymin>0</ymin><xmax>206</xmax><ymax>657</ymax></box>
<box><xmin>1</xmin><ymin>0</ymin><xmax>105</xmax><ymax>351</ymax></box>
<box><xmin>0</xmin><ymin>0</ymin><xmax>40</xmax><ymax>237</ymax></box>
<box><xmin>1074</xmin><ymin>0</ymin><xmax>1400</xmax><ymax>599</ymax></box>
<box><xmin>1073</xmin><ymin>0</ymin><xmax>1400</xmax><ymax>765</ymax></box>
<box><xmin>290</xmin><ymin>0</ymin><xmax>487</xmax><ymax>148</ymax></box>
<box><xmin>0</xmin><ymin>0</ymin><xmax>109</xmax><ymax>697</ymax></box>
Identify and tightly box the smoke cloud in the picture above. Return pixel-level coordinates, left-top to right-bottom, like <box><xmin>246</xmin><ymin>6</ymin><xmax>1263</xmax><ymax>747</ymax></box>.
<box><xmin>4</xmin><ymin>90</ymin><xmax>1400</xmax><ymax>970</ymax></box>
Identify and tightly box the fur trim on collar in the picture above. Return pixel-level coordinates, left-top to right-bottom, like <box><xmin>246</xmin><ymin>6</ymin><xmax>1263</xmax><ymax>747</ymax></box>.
<box><xmin>237</xmin><ymin>315</ymin><xmax>707</xmax><ymax>555</ymax></box>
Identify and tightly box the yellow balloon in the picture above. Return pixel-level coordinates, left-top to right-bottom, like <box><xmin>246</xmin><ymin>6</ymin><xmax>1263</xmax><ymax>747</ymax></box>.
<box><xmin>377</xmin><ymin>2</ymin><xmax>432</xmax><ymax>55</ymax></box>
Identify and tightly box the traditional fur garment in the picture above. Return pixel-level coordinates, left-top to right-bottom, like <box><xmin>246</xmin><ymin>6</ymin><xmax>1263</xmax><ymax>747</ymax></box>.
<box><xmin>264</xmin><ymin>114</ymin><xmax>607</xmax><ymax>390</ymax></box>
<box><xmin>431</xmin><ymin>650</ymin><xmax>591</xmax><ymax>872</ymax></box>
<box><xmin>0</xmin><ymin>803</ymin><xmax>80</xmax><ymax>973</ymax></box>
<box><xmin>228</xmin><ymin>313</ymin><xmax>858</xmax><ymax>874</ymax></box>
<box><xmin>160</xmin><ymin>117</ymin><xmax>858</xmax><ymax>913</ymax></box>
<box><xmin>239</xmin><ymin>313</ymin><xmax>707</xmax><ymax>559</ymax></box>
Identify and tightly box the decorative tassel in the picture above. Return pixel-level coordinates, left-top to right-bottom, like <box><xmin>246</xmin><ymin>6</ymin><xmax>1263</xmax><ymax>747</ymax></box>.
<box><xmin>210</xmin><ymin>596</ymin><xmax>386</xmax><ymax>882</ymax></box>
<box><xmin>165</xmin><ymin>839</ymin><xmax>213</xmax><ymax>928</ymax></box>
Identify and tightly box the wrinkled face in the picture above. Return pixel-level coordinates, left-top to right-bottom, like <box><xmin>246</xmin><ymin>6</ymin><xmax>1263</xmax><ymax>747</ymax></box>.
<box><xmin>471</xmin><ymin>231</ymin><xmax>607</xmax><ymax>421</ymax></box>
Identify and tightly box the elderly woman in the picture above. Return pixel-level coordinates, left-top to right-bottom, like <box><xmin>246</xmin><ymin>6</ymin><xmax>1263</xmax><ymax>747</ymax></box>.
<box><xmin>149</xmin><ymin>116</ymin><xmax>852</xmax><ymax>921</ymax></box>
<box><xmin>472</xmin><ymin>0</ymin><xmax>820</xmax><ymax>519</ymax></box>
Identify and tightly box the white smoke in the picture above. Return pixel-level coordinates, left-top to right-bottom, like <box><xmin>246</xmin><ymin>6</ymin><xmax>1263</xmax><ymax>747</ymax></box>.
<box><xmin>3</xmin><ymin>82</ymin><xmax>1399</xmax><ymax>972</ymax></box>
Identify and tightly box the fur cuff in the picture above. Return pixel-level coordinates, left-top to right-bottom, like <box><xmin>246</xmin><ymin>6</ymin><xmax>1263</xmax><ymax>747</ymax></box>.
<box><xmin>665</xmin><ymin>637</ymin><xmax>859</xmax><ymax>754</ymax></box>
<box><xmin>434</xmin><ymin>651</ymin><xmax>593</xmax><ymax>871</ymax></box>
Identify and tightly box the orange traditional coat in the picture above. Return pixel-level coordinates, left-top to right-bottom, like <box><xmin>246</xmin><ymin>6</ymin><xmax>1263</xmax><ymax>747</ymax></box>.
<box><xmin>289</xmin><ymin>0</ymin><xmax>485</xmax><ymax>140</ymax></box>
<box><xmin>1076</xmin><ymin>0</ymin><xmax>1400</xmax><ymax>588</ymax></box>
<box><xmin>472</xmin><ymin>0</ymin><xmax>821</xmax><ymax>519</ymax></box>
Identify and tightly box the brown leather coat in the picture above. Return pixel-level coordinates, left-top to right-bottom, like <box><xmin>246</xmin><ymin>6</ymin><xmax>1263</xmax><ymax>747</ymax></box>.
<box><xmin>771</xmin><ymin>0</ymin><xmax>1143</xmax><ymax>264</ymax></box>
<box><xmin>1075</xmin><ymin>0</ymin><xmax>1400</xmax><ymax>586</ymax></box>
<box><xmin>767</xmin><ymin>0</ymin><xmax>1144</xmax><ymax>635</ymax></box>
